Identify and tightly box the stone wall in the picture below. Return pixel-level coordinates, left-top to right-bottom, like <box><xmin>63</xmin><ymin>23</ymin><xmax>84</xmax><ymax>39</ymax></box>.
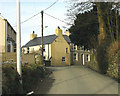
<box><xmin>2</xmin><ymin>52</ymin><xmax>35</xmax><ymax>64</ymax></box>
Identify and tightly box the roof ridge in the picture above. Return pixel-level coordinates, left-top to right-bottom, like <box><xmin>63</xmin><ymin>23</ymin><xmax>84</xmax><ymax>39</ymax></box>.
<box><xmin>37</xmin><ymin>34</ymin><xmax>56</xmax><ymax>38</ymax></box>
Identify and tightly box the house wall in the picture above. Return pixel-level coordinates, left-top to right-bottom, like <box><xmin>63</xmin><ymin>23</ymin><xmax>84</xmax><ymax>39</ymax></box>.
<box><xmin>51</xmin><ymin>33</ymin><xmax>71</xmax><ymax>66</ymax></box>
<box><xmin>7</xmin><ymin>22</ymin><xmax>16</xmax><ymax>42</ymax></box>
<box><xmin>0</xmin><ymin>17</ymin><xmax>6</xmax><ymax>53</ymax></box>
<box><xmin>43</xmin><ymin>44</ymin><xmax>51</xmax><ymax>60</ymax></box>
<box><xmin>0</xmin><ymin>17</ymin><xmax>16</xmax><ymax>53</ymax></box>
<box><xmin>23</xmin><ymin>45</ymin><xmax>40</xmax><ymax>54</ymax></box>
<box><xmin>23</xmin><ymin>44</ymin><xmax>51</xmax><ymax>61</ymax></box>
<box><xmin>71</xmin><ymin>49</ymin><xmax>91</xmax><ymax>65</ymax></box>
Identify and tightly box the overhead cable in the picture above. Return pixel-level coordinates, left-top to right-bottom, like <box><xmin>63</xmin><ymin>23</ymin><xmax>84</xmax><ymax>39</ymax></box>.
<box><xmin>13</xmin><ymin>0</ymin><xmax>59</xmax><ymax>27</ymax></box>
<box><xmin>44</xmin><ymin>12</ymin><xmax>73</xmax><ymax>25</ymax></box>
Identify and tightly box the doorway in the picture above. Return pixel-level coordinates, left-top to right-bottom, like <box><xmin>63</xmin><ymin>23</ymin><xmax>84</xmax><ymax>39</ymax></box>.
<box><xmin>81</xmin><ymin>54</ymin><xmax>85</xmax><ymax>65</ymax></box>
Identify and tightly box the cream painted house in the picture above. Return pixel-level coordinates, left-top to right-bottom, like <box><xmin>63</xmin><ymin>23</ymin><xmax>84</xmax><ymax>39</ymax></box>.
<box><xmin>23</xmin><ymin>27</ymin><xmax>71</xmax><ymax>66</ymax></box>
<box><xmin>0</xmin><ymin>16</ymin><xmax>16</xmax><ymax>53</ymax></box>
<box><xmin>23</xmin><ymin>27</ymin><xmax>91</xmax><ymax>66</ymax></box>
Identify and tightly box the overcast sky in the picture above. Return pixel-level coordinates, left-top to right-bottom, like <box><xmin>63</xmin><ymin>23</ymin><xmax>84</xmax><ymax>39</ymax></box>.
<box><xmin>0</xmin><ymin>0</ymin><xmax>69</xmax><ymax>46</ymax></box>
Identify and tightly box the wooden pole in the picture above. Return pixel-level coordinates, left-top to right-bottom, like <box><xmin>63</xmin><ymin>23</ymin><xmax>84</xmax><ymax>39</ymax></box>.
<box><xmin>41</xmin><ymin>11</ymin><xmax>43</xmax><ymax>57</ymax></box>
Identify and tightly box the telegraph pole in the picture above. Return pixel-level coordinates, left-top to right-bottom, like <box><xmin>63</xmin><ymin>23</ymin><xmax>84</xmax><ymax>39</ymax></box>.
<box><xmin>17</xmin><ymin>0</ymin><xmax>22</xmax><ymax>83</ymax></box>
<box><xmin>41</xmin><ymin>11</ymin><xmax>43</xmax><ymax>57</ymax></box>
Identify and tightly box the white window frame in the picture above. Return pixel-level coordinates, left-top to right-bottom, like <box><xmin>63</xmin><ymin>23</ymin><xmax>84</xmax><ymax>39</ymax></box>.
<box><xmin>81</xmin><ymin>46</ymin><xmax>84</xmax><ymax>51</ymax></box>
<box><xmin>74</xmin><ymin>45</ymin><xmax>77</xmax><ymax>50</ymax></box>
<box><xmin>74</xmin><ymin>53</ymin><xmax>78</xmax><ymax>61</ymax></box>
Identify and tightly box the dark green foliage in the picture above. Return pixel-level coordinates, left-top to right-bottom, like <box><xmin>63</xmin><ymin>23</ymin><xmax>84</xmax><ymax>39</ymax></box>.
<box><xmin>69</xmin><ymin>5</ymin><xmax>99</xmax><ymax>49</ymax></box>
<box><xmin>22</xmin><ymin>64</ymin><xmax>45</xmax><ymax>93</ymax></box>
<box><xmin>2</xmin><ymin>64</ymin><xmax>23</xmax><ymax>94</ymax></box>
<box><xmin>96</xmin><ymin>38</ymin><xmax>110</xmax><ymax>74</ymax></box>
<box><xmin>2</xmin><ymin>64</ymin><xmax>45</xmax><ymax>94</ymax></box>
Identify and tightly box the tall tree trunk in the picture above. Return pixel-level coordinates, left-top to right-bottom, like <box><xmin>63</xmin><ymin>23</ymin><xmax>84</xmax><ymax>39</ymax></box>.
<box><xmin>107</xmin><ymin>8</ymin><xmax>115</xmax><ymax>43</ymax></box>
<box><xmin>96</xmin><ymin>3</ymin><xmax>106</xmax><ymax>45</ymax></box>
<box><xmin>115</xmin><ymin>6</ymin><xmax>119</xmax><ymax>40</ymax></box>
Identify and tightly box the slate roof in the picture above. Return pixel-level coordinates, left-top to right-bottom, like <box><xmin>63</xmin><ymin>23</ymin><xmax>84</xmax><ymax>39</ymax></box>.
<box><xmin>24</xmin><ymin>34</ymin><xmax>71</xmax><ymax>47</ymax></box>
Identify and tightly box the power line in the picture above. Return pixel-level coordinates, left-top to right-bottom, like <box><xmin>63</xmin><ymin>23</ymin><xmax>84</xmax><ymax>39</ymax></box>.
<box><xmin>43</xmin><ymin>0</ymin><xmax>59</xmax><ymax>11</ymax></box>
<box><xmin>44</xmin><ymin>12</ymin><xmax>73</xmax><ymax>25</ymax></box>
<box><xmin>21</xmin><ymin>12</ymin><xmax>41</xmax><ymax>25</ymax></box>
<box><xmin>13</xmin><ymin>0</ymin><xmax>59</xmax><ymax>27</ymax></box>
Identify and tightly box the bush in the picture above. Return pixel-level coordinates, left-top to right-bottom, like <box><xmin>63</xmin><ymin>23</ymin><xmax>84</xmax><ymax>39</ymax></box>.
<box><xmin>2</xmin><ymin>63</ymin><xmax>46</xmax><ymax>94</ymax></box>
<box><xmin>107</xmin><ymin>40</ymin><xmax>120</xmax><ymax>80</ymax></box>
<box><xmin>96</xmin><ymin>39</ymin><xmax>110</xmax><ymax>74</ymax></box>
<box><xmin>22</xmin><ymin>64</ymin><xmax>45</xmax><ymax>93</ymax></box>
<box><xmin>2</xmin><ymin>64</ymin><xmax>23</xmax><ymax>94</ymax></box>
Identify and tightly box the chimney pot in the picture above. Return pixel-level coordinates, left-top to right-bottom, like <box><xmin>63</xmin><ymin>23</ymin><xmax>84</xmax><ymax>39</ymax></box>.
<box><xmin>58</xmin><ymin>26</ymin><xmax>60</xmax><ymax>29</ymax></box>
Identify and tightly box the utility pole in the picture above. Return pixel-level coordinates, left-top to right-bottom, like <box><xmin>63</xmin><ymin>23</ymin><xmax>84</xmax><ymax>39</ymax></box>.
<box><xmin>17</xmin><ymin>0</ymin><xmax>22</xmax><ymax>83</ymax></box>
<box><xmin>41</xmin><ymin>11</ymin><xmax>43</xmax><ymax>57</ymax></box>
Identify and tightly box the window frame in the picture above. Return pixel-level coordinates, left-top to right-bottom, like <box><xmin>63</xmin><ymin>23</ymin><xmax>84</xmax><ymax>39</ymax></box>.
<box><xmin>74</xmin><ymin>53</ymin><xmax>78</xmax><ymax>61</ymax></box>
<box><xmin>74</xmin><ymin>45</ymin><xmax>77</xmax><ymax>50</ymax></box>
<box><xmin>86</xmin><ymin>54</ymin><xmax>90</xmax><ymax>62</ymax></box>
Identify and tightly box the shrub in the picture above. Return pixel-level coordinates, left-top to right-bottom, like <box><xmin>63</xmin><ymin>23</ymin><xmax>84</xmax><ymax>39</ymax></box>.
<box><xmin>2</xmin><ymin>63</ymin><xmax>46</xmax><ymax>94</ymax></box>
<box><xmin>96</xmin><ymin>39</ymin><xmax>110</xmax><ymax>74</ymax></box>
<box><xmin>2</xmin><ymin>64</ymin><xmax>23</xmax><ymax>94</ymax></box>
<box><xmin>22</xmin><ymin>64</ymin><xmax>45</xmax><ymax>93</ymax></box>
<box><xmin>107</xmin><ymin>40</ymin><xmax>120</xmax><ymax>81</ymax></box>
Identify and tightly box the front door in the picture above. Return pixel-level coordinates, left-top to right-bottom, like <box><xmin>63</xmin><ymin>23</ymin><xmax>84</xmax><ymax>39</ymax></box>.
<box><xmin>81</xmin><ymin>54</ymin><xmax>85</xmax><ymax>65</ymax></box>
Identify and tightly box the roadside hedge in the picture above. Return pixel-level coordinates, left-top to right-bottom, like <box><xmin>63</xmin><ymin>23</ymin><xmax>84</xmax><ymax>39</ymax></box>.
<box><xmin>2</xmin><ymin>63</ymin><xmax>46</xmax><ymax>95</ymax></box>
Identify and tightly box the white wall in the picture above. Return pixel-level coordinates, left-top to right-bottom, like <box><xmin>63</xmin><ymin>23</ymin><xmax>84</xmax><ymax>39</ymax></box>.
<box><xmin>24</xmin><ymin>45</ymin><xmax>40</xmax><ymax>54</ymax></box>
<box><xmin>24</xmin><ymin>44</ymin><xmax>52</xmax><ymax>61</ymax></box>
<box><xmin>43</xmin><ymin>44</ymin><xmax>51</xmax><ymax>60</ymax></box>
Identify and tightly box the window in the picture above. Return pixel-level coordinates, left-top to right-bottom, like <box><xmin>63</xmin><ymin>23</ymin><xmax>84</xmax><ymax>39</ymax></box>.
<box><xmin>27</xmin><ymin>47</ymin><xmax>29</xmax><ymax>53</ymax></box>
<box><xmin>86</xmin><ymin>54</ymin><xmax>90</xmax><ymax>62</ymax></box>
<box><xmin>74</xmin><ymin>53</ymin><xmax>78</xmax><ymax>61</ymax></box>
<box><xmin>14</xmin><ymin>46</ymin><xmax>16</xmax><ymax>52</ymax></box>
<box><xmin>66</xmin><ymin>48</ymin><xmax>68</xmax><ymax>53</ymax></box>
<box><xmin>7</xmin><ymin>41</ymin><xmax>11</xmax><ymax>52</ymax></box>
<box><xmin>86</xmin><ymin>54</ymin><xmax>88</xmax><ymax>61</ymax></box>
<box><xmin>43</xmin><ymin>45</ymin><xmax>45</xmax><ymax>51</ymax></box>
<box><xmin>43</xmin><ymin>56</ymin><xmax>46</xmax><ymax>60</ymax></box>
<box><xmin>81</xmin><ymin>46</ymin><xmax>84</xmax><ymax>51</ymax></box>
<box><xmin>74</xmin><ymin>53</ymin><xmax>76</xmax><ymax>60</ymax></box>
<box><xmin>62</xmin><ymin>57</ymin><xmax>65</xmax><ymax>62</ymax></box>
<box><xmin>74</xmin><ymin>45</ymin><xmax>77</xmax><ymax>50</ymax></box>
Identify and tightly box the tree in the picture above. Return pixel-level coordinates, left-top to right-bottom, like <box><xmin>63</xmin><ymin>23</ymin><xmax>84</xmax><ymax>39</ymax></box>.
<box><xmin>69</xmin><ymin>5</ymin><xmax>99</xmax><ymax>49</ymax></box>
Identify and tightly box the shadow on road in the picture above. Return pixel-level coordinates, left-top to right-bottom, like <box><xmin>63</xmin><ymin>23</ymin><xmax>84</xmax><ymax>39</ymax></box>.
<box><xmin>33</xmin><ymin>70</ymin><xmax>55</xmax><ymax>94</ymax></box>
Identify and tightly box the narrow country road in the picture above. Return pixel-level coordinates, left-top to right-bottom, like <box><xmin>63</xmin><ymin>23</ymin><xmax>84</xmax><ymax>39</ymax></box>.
<box><xmin>34</xmin><ymin>65</ymin><xmax>118</xmax><ymax>94</ymax></box>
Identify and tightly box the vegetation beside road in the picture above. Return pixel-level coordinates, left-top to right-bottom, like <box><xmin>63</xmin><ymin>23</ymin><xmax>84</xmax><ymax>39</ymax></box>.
<box><xmin>67</xmin><ymin>2</ymin><xmax>120</xmax><ymax>81</ymax></box>
<box><xmin>2</xmin><ymin>63</ymin><xmax>47</xmax><ymax>94</ymax></box>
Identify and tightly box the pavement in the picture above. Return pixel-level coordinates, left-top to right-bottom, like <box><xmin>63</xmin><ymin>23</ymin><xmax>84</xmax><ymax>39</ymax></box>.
<box><xmin>34</xmin><ymin>65</ymin><xmax>119</xmax><ymax>94</ymax></box>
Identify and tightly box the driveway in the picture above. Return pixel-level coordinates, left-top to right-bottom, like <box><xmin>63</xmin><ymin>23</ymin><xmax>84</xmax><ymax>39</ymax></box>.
<box><xmin>34</xmin><ymin>65</ymin><xmax>119</xmax><ymax>94</ymax></box>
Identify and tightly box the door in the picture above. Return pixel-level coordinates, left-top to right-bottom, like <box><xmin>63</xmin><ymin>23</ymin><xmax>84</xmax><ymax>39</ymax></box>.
<box><xmin>81</xmin><ymin>54</ymin><xmax>85</xmax><ymax>65</ymax></box>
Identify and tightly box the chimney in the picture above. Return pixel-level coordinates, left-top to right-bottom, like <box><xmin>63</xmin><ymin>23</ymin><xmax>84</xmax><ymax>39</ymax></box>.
<box><xmin>55</xmin><ymin>26</ymin><xmax>63</xmax><ymax>36</ymax></box>
<box><xmin>30</xmin><ymin>31</ymin><xmax>37</xmax><ymax>40</ymax></box>
<box><xmin>65</xmin><ymin>30</ymin><xmax>71</xmax><ymax>36</ymax></box>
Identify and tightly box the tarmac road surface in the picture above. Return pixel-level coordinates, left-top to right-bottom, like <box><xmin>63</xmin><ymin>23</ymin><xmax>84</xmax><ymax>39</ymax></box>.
<box><xmin>34</xmin><ymin>65</ymin><xmax>119</xmax><ymax>94</ymax></box>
